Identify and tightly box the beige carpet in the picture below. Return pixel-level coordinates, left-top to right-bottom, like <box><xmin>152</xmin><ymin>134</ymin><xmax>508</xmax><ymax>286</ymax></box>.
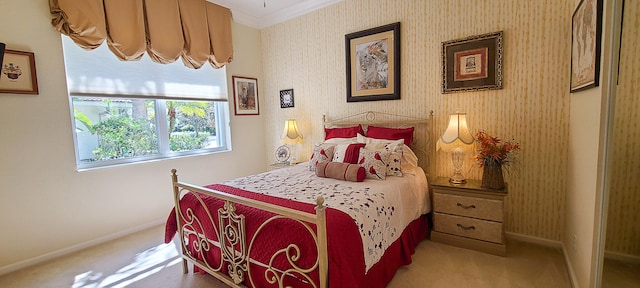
<box><xmin>0</xmin><ymin>225</ymin><xmax>573</xmax><ymax>288</ymax></box>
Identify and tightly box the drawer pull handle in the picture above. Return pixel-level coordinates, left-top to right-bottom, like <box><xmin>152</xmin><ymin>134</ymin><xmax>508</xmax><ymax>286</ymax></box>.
<box><xmin>457</xmin><ymin>203</ymin><xmax>476</xmax><ymax>209</ymax></box>
<box><xmin>457</xmin><ymin>224</ymin><xmax>476</xmax><ymax>230</ymax></box>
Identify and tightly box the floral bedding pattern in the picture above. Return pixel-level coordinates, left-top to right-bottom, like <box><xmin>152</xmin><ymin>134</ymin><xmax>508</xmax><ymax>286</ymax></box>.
<box><xmin>224</xmin><ymin>164</ymin><xmax>429</xmax><ymax>271</ymax></box>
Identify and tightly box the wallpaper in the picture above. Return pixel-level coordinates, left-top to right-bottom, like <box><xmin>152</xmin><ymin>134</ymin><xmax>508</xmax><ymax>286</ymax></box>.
<box><xmin>605</xmin><ymin>0</ymin><xmax>639</xmax><ymax>256</ymax></box>
<box><xmin>260</xmin><ymin>0</ymin><xmax>573</xmax><ymax>241</ymax></box>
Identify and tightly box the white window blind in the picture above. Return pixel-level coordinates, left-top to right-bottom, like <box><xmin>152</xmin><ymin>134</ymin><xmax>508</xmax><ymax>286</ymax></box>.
<box><xmin>61</xmin><ymin>36</ymin><xmax>228</xmax><ymax>101</ymax></box>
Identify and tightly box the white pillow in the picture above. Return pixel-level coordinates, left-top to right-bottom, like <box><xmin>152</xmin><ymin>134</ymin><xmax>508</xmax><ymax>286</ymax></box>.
<box><xmin>357</xmin><ymin>134</ymin><xmax>403</xmax><ymax>151</ymax></box>
<box><xmin>401</xmin><ymin>145</ymin><xmax>418</xmax><ymax>167</ymax></box>
<box><xmin>324</xmin><ymin>137</ymin><xmax>357</xmax><ymax>145</ymax></box>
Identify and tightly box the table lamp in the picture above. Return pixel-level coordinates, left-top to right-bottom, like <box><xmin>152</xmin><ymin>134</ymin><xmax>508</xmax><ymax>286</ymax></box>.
<box><xmin>281</xmin><ymin>119</ymin><xmax>303</xmax><ymax>164</ymax></box>
<box><xmin>436</xmin><ymin>112</ymin><xmax>474</xmax><ymax>184</ymax></box>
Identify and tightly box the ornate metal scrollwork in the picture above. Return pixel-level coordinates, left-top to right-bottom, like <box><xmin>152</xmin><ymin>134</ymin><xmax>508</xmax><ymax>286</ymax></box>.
<box><xmin>218</xmin><ymin>201</ymin><xmax>248</xmax><ymax>284</ymax></box>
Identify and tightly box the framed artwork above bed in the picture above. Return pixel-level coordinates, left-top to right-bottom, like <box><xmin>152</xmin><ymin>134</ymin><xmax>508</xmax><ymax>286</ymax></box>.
<box><xmin>345</xmin><ymin>22</ymin><xmax>400</xmax><ymax>102</ymax></box>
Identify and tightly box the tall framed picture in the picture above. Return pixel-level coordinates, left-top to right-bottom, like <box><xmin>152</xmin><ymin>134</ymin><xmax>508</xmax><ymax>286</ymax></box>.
<box><xmin>280</xmin><ymin>89</ymin><xmax>294</xmax><ymax>108</ymax></box>
<box><xmin>0</xmin><ymin>49</ymin><xmax>39</xmax><ymax>95</ymax></box>
<box><xmin>442</xmin><ymin>31</ymin><xmax>503</xmax><ymax>93</ymax></box>
<box><xmin>232</xmin><ymin>76</ymin><xmax>259</xmax><ymax>115</ymax></box>
<box><xmin>345</xmin><ymin>22</ymin><xmax>400</xmax><ymax>102</ymax></box>
<box><xmin>570</xmin><ymin>0</ymin><xmax>603</xmax><ymax>93</ymax></box>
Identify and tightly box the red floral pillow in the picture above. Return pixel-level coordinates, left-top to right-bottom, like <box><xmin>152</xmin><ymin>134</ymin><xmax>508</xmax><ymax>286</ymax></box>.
<box><xmin>358</xmin><ymin>148</ymin><xmax>390</xmax><ymax>180</ymax></box>
<box><xmin>324</xmin><ymin>125</ymin><xmax>365</xmax><ymax>140</ymax></box>
<box><xmin>308</xmin><ymin>144</ymin><xmax>335</xmax><ymax>171</ymax></box>
<box><xmin>366</xmin><ymin>126</ymin><xmax>415</xmax><ymax>146</ymax></box>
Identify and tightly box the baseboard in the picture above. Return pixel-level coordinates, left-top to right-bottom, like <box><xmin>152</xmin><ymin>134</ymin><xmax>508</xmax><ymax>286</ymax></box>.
<box><xmin>604</xmin><ymin>250</ymin><xmax>640</xmax><ymax>264</ymax></box>
<box><xmin>505</xmin><ymin>232</ymin><xmax>563</xmax><ymax>249</ymax></box>
<box><xmin>562</xmin><ymin>244</ymin><xmax>579</xmax><ymax>288</ymax></box>
<box><xmin>0</xmin><ymin>219</ymin><xmax>165</xmax><ymax>276</ymax></box>
<box><xmin>505</xmin><ymin>232</ymin><xmax>576</xmax><ymax>288</ymax></box>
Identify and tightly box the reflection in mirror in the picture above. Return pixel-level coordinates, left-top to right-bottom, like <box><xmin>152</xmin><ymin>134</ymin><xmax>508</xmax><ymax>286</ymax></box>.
<box><xmin>601</xmin><ymin>0</ymin><xmax>640</xmax><ymax>286</ymax></box>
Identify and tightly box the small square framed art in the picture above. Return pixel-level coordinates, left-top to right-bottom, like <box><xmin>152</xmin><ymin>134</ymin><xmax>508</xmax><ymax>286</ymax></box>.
<box><xmin>280</xmin><ymin>89</ymin><xmax>294</xmax><ymax>108</ymax></box>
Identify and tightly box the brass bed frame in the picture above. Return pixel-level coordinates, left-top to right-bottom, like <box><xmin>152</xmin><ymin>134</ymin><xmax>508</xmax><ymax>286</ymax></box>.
<box><xmin>170</xmin><ymin>111</ymin><xmax>433</xmax><ymax>288</ymax></box>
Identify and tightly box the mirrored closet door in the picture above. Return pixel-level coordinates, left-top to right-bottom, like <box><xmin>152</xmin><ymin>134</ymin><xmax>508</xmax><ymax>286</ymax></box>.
<box><xmin>600</xmin><ymin>0</ymin><xmax>640</xmax><ymax>286</ymax></box>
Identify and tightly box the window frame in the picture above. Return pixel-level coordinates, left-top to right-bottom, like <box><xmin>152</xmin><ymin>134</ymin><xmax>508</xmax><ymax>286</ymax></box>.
<box><xmin>69</xmin><ymin>95</ymin><xmax>231</xmax><ymax>170</ymax></box>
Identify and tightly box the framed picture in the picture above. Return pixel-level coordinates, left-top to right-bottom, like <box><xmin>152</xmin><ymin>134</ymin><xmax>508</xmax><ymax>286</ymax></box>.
<box><xmin>280</xmin><ymin>89</ymin><xmax>294</xmax><ymax>108</ymax></box>
<box><xmin>232</xmin><ymin>76</ymin><xmax>259</xmax><ymax>115</ymax></box>
<box><xmin>442</xmin><ymin>31</ymin><xmax>503</xmax><ymax>93</ymax></box>
<box><xmin>570</xmin><ymin>0</ymin><xmax>603</xmax><ymax>92</ymax></box>
<box><xmin>345</xmin><ymin>22</ymin><xmax>400</xmax><ymax>102</ymax></box>
<box><xmin>0</xmin><ymin>49</ymin><xmax>39</xmax><ymax>95</ymax></box>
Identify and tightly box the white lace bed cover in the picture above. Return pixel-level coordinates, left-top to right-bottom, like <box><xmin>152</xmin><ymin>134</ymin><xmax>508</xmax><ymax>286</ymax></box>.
<box><xmin>223</xmin><ymin>163</ymin><xmax>431</xmax><ymax>272</ymax></box>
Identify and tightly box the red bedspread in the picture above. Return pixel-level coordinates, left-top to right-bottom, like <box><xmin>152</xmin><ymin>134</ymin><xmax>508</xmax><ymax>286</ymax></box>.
<box><xmin>165</xmin><ymin>183</ymin><xmax>428</xmax><ymax>287</ymax></box>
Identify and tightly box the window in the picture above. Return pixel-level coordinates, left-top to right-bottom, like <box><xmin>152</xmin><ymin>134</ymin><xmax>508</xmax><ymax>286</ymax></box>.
<box><xmin>62</xmin><ymin>37</ymin><xmax>231</xmax><ymax>169</ymax></box>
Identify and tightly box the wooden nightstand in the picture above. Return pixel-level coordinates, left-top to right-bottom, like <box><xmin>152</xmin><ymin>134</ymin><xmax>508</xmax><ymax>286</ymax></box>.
<box><xmin>268</xmin><ymin>162</ymin><xmax>294</xmax><ymax>171</ymax></box>
<box><xmin>430</xmin><ymin>176</ymin><xmax>508</xmax><ymax>256</ymax></box>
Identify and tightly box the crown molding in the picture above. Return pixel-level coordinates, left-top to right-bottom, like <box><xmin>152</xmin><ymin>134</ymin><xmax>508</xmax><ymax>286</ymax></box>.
<box><xmin>232</xmin><ymin>0</ymin><xmax>343</xmax><ymax>29</ymax></box>
<box><xmin>231</xmin><ymin>9</ymin><xmax>261</xmax><ymax>29</ymax></box>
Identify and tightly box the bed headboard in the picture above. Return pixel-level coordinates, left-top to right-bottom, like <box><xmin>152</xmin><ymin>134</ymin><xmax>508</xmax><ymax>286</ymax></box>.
<box><xmin>323</xmin><ymin>111</ymin><xmax>435</xmax><ymax>179</ymax></box>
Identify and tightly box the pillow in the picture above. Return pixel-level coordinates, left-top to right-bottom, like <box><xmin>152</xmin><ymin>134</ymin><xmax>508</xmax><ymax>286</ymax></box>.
<box><xmin>332</xmin><ymin>143</ymin><xmax>366</xmax><ymax>164</ymax></box>
<box><xmin>358</xmin><ymin>148</ymin><xmax>390</xmax><ymax>180</ymax></box>
<box><xmin>386</xmin><ymin>152</ymin><xmax>403</xmax><ymax>177</ymax></box>
<box><xmin>316</xmin><ymin>161</ymin><xmax>366</xmax><ymax>182</ymax></box>
<box><xmin>357</xmin><ymin>134</ymin><xmax>419</xmax><ymax>172</ymax></box>
<box><xmin>357</xmin><ymin>134</ymin><xmax>404</xmax><ymax>152</ymax></box>
<box><xmin>357</xmin><ymin>134</ymin><xmax>404</xmax><ymax>176</ymax></box>
<box><xmin>323</xmin><ymin>137</ymin><xmax>356</xmax><ymax>145</ymax></box>
<box><xmin>401</xmin><ymin>145</ymin><xmax>419</xmax><ymax>171</ymax></box>
<box><xmin>324</xmin><ymin>125</ymin><xmax>364</xmax><ymax>140</ymax></box>
<box><xmin>308</xmin><ymin>144</ymin><xmax>335</xmax><ymax>171</ymax></box>
<box><xmin>366</xmin><ymin>126</ymin><xmax>415</xmax><ymax>146</ymax></box>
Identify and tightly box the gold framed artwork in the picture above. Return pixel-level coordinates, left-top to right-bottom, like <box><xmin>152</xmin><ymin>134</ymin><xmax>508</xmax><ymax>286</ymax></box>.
<box><xmin>345</xmin><ymin>22</ymin><xmax>400</xmax><ymax>102</ymax></box>
<box><xmin>570</xmin><ymin>0</ymin><xmax>603</xmax><ymax>93</ymax></box>
<box><xmin>442</xmin><ymin>31</ymin><xmax>503</xmax><ymax>93</ymax></box>
<box><xmin>0</xmin><ymin>49</ymin><xmax>39</xmax><ymax>95</ymax></box>
<box><xmin>232</xmin><ymin>76</ymin><xmax>259</xmax><ymax>115</ymax></box>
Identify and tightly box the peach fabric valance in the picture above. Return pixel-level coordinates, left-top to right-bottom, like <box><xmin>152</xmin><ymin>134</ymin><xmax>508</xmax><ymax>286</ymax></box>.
<box><xmin>49</xmin><ymin>0</ymin><xmax>233</xmax><ymax>69</ymax></box>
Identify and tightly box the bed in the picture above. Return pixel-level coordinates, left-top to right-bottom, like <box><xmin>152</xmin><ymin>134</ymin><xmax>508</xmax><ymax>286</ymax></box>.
<box><xmin>164</xmin><ymin>111</ymin><xmax>434</xmax><ymax>288</ymax></box>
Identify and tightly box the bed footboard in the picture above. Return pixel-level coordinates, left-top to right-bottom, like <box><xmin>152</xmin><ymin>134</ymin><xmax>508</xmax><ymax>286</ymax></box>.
<box><xmin>170</xmin><ymin>169</ymin><xmax>328</xmax><ymax>288</ymax></box>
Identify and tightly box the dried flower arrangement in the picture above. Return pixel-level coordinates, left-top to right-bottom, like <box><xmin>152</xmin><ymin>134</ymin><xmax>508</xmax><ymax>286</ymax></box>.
<box><xmin>474</xmin><ymin>130</ymin><xmax>521</xmax><ymax>190</ymax></box>
<box><xmin>474</xmin><ymin>130</ymin><xmax>521</xmax><ymax>168</ymax></box>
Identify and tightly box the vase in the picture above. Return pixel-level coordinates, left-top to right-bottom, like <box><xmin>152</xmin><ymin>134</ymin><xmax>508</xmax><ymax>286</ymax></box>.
<box><xmin>481</xmin><ymin>159</ymin><xmax>505</xmax><ymax>190</ymax></box>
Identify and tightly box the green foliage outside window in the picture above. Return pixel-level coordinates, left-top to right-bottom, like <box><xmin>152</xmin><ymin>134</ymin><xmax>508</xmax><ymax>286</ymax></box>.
<box><xmin>91</xmin><ymin>115</ymin><xmax>158</xmax><ymax>160</ymax></box>
<box><xmin>74</xmin><ymin>99</ymin><xmax>216</xmax><ymax>162</ymax></box>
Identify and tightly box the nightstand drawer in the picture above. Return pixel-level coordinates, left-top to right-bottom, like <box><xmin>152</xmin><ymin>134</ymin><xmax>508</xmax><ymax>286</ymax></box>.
<box><xmin>433</xmin><ymin>213</ymin><xmax>504</xmax><ymax>244</ymax></box>
<box><xmin>433</xmin><ymin>192</ymin><xmax>503</xmax><ymax>222</ymax></box>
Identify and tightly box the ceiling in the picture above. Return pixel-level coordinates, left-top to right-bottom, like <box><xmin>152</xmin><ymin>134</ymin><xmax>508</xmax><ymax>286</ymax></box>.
<box><xmin>208</xmin><ymin>0</ymin><xmax>343</xmax><ymax>29</ymax></box>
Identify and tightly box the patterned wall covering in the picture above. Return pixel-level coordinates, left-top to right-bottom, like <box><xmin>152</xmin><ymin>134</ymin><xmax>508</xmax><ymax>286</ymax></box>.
<box><xmin>260</xmin><ymin>0</ymin><xmax>572</xmax><ymax>241</ymax></box>
<box><xmin>605</xmin><ymin>0</ymin><xmax>639</xmax><ymax>256</ymax></box>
